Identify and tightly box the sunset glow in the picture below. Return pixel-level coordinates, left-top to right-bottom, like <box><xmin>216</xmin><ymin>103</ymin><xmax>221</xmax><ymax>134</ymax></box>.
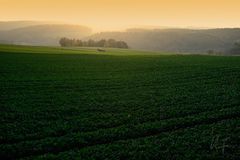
<box><xmin>1</xmin><ymin>0</ymin><xmax>240</xmax><ymax>31</ymax></box>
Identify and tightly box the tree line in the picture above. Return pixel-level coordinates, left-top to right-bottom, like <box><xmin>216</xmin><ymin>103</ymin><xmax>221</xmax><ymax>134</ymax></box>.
<box><xmin>59</xmin><ymin>38</ymin><xmax>129</xmax><ymax>49</ymax></box>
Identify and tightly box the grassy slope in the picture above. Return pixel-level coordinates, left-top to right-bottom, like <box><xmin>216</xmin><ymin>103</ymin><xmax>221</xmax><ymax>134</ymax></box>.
<box><xmin>0</xmin><ymin>45</ymin><xmax>239</xmax><ymax>159</ymax></box>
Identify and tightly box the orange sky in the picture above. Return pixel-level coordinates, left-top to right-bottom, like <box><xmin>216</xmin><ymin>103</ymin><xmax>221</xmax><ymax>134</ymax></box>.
<box><xmin>1</xmin><ymin>0</ymin><xmax>240</xmax><ymax>31</ymax></box>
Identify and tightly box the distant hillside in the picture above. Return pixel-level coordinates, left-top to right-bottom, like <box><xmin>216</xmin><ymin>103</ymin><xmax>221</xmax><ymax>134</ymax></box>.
<box><xmin>0</xmin><ymin>21</ymin><xmax>239</xmax><ymax>54</ymax></box>
<box><xmin>0</xmin><ymin>24</ymin><xmax>92</xmax><ymax>45</ymax></box>
<box><xmin>0</xmin><ymin>21</ymin><xmax>50</xmax><ymax>31</ymax></box>
<box><xmin>88</xmin><ymin>28</ymin><xmax>240</xmax><ymax>54</ymax></box>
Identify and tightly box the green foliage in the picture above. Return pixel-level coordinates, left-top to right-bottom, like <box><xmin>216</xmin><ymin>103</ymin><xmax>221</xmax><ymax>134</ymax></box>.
<box><xmin>0</xmin><ymin>45</ymin><xmax>240</xmax><ymax>159</ymax></box>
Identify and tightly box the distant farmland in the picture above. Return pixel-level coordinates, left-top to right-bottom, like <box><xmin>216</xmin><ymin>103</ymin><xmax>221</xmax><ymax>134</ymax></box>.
<box><xmin>0</xmin><ymin>45</ymin><xmax>239</xmax><ymax>159</ymax></box>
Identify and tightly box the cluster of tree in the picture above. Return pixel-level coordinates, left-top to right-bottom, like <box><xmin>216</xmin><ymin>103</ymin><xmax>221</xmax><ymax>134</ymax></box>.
<box><xmin>59</xmin><ymin>38</ymin><xmax>128</xmax><ymax>49</ymax></box>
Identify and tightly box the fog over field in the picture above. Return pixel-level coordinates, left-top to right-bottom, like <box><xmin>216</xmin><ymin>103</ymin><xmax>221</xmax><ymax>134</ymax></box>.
<box><xmin>0</xmin><ymin>21</ymin><xmax>240</xmax><ymax>54</ymax></box>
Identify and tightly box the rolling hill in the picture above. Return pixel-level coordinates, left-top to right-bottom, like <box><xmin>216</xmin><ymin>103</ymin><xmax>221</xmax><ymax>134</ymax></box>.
<box><xmin>0</xmin><ymin>23</ymin><xmax>92</xmax><ymax>45</ymax></box>
<box><xmin>0</xmin><ymin>21</ymin><xmax>48</xmax><ymax>31</ymax></box>
<box><xmin>89</xmin><ymin>28</ymin><xmax>240</xmax><ymax>54</ymax></box>
<box><xmin>0</xmin><ymin>21</ymin><xmax>239</xmax><ymax>54</ymax></box>
<box><xmin>0</xmin><ymin>45</ymin><xmax>240</xmax><ymax>159</ymax></box>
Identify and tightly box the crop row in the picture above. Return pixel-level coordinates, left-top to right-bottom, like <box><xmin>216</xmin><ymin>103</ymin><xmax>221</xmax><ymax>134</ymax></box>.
<box><xmin>29</xmin><ymin>118</ymin><xmax>240</xmax><ymax>160</ymax></box>
<box><xmin>1</xmin><ymin>106</ymin><xmax>239</xmax><ymax>159</ymax></box>
<box><xmin>1</xmin><ymin>76</ymin><xmax>239</xmax><ymax>145</ymax></box>
<box><xmin>1</xmin><ymin>68</ymin><xmax>239</xmax><ymax>145</ymax></box>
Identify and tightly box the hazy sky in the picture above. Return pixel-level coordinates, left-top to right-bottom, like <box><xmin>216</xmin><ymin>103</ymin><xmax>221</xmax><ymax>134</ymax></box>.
<box><xmin>1</xmin><ymin>0</ymin><xmax>240</xmax><ymax>31</ymax></box>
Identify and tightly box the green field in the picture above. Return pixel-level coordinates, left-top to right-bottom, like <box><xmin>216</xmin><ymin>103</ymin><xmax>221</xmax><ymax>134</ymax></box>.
<box><xmin>0</xmin><ymin>45</ymin><xmax>240</xmax><ymax>160</ymax></box>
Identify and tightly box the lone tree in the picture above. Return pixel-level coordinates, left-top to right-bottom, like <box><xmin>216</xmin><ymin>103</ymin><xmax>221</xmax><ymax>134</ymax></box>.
<box><xmin>59</xmin><ymin>37</ymin><xmax>68</xmax><ymax>47</ymax></box>
<box><xmin>59</xmin><ymin>37</ymin><xmax>75</xmax><ymax>47</ymax></box>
